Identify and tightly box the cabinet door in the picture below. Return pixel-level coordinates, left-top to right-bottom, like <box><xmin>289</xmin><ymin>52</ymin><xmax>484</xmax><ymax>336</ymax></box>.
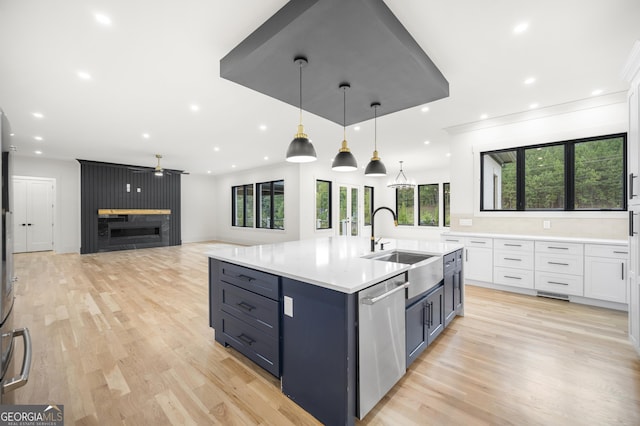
<box><xmin>426</xmin><ymin>287</ymin><xmax>444</xmax><ymax>343</ymax></box>
<box><xmin>443</xmin><ymin>272</ymin><xmax>455</xmax><ymax>326</ymax></box>
<box><xmin>406</xmin><ymin>299</ymin><xmax>427</xmax><ymax>366</ymax></box>
<box><xmin>584</xmin><ymin>256</ymin><xmax>627</xmax><ymax>303</ymax></box>
<box><xmin>629</xmin><ymin>83</ymin><xmax>640</xmax><ymax>205</ymax></box>
<box><xmin>629</xmin><ymin>274</ymin><xmax>640</xmax><ymax>348</ymax></box>
<box><xmin>464</xmin><ymin>247</ymin><xmax>493</xmax><ymax>282</ymax></box>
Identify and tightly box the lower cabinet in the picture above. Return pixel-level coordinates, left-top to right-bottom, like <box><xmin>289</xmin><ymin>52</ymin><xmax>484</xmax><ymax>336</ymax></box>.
<box><xmin>406</xmin><ymin>285</ymin><xmax>444</xmax><ymax>367</ymax></box>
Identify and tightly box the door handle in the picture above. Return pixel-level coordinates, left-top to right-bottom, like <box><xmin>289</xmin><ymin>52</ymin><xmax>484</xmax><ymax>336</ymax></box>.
<box><xmin>237</xmin><ymin>301</ymin><xmax>256</xmax><ymax>312</ymax></box>
<box><xmin>2</xmin><ymin>328</ymin><xmax>32</xmax><ymax>394</ymax></box>
<box><xmin>622</xmin><ymin>262</ymin><xmax>625</xmax><ymax>281</ymax></box>
<box><xmin>630</xmin><ymin>211</ymin><xmax>637</xmax><ymax>237</ymax></box>
<box><xmin>361</xmin><ymin>283</ymin><xmax>408</xmax><ymax>305</ymax></box>
<box><xmin>630</xmin><ymin>173</ymin><xmax>637</xmax><ymax>199</ymax></box>
<box><xmin>237</xmin><ymin>333</ymin><xmax>255</xmax><ymax>346</ymax></box>
<box><xmin>27</xmin><ymin>223</ymin><xmax>32</xmax><ymax>226</ymax></box>
<box><xmin>20</xmin><ymin>223</ymin><xmax>26</xmax><ymax>227</ymax></box>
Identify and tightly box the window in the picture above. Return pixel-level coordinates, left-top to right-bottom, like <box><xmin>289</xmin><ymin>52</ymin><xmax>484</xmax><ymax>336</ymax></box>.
<box><xmin>418</xmin><ymin>184</ymin><xmax>439</xmax><ymax>226</ymax></box>
<box><xmin>316</xmin><ymin>180</ymin><xmax>332</xmax><ymax>229</ymax></box>
<box><xmin>364</xmin><ymin>186</ymin><xmax>374</xmax><ymax>226</ymax></box>
<box><xmin>443</xmin><ymin>183</ymin><xmax>450</xmax><ymax>227</ymax></box>
<box><xmin>257</xmin><ymin>180</ymin><xmax>285</xmax><ymax>229</ymax></box>
<box><xmin>481</xmin><ymin>133</ymin><xmax>626</xmax><ymax>211</ymax></box>
<box><xmin>232</xmin><ymin>184</ymin><xmax>253</xmax><ymax>227</ymax></box>
<box><xmin>396</xmin><ymin>187</ymin><xmax>414</xmax><ymax>225</ymax></box>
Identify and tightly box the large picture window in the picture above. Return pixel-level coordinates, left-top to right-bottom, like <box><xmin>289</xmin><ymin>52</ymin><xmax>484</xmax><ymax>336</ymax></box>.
<box><xmin>257</xmin><ymin>180</ymin><xmax>285</xmax><ymax>229</ymax></box>
<box><xmin>232</xmin><ymin>184</ymin><xmax>253</xmax><ymax>227</ymax></box>
<box><xmin>396</xmin><ymin>187</ymin><xmax>414</xmax><ymax>226</ymax></box>
<box><xmin>418</xmin><ymin>184</ymin><xmax>439</xmax><ymax>226</ymax></box>
<box><xmin>316</xmin><ymin>180</ymin><xmax>332</xmax><ymax>229</ymax></box>
<box><xmin>481</xmin><ymin>133</ymin><xmax>626</xmax><ymax>211</ymax></box>
<box><xmin>364</xmin><ymin>186</ymin><xmax>374</xmax><ymax>226</ymax></box>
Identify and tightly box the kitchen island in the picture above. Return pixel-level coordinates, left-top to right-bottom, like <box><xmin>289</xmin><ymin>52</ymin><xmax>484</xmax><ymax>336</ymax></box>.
<box><xmin>207</xmin><ymin>237</ymin><xmax>463</xmax><ymax>425</ymax></box>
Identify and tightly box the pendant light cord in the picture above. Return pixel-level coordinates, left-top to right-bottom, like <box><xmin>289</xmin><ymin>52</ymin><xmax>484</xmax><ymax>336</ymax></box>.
<box><xmin>343</xmin><ymin>86</ymin><xmax>346</xmax><ymax>139</ymax></box>
<box><xmin>374</xmin><ymin>104</ymin><xmax>378</xmax><ymax>151</ymax></box>
<box><xmin>299</xmin><ymin>63</ymin><xmax>303</xmax><ymax>125</ymax></box>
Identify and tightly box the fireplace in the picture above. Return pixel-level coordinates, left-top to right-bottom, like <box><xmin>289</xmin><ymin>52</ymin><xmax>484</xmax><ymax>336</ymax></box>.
<box><xmin>97</xmin><ymin>209</ymin><xmax>170</xmax><ymax>252</ymax></box>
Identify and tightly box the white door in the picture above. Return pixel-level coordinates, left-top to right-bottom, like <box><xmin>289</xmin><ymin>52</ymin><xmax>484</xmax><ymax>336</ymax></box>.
<box><xmin>13</xmin><ymin>177</ymin><xmax>55</xmax><ymax>253</ymax></box>
<box><xmin>338</xmin><ymin>184</ymin><xmax>360</xmax><ymax>237</ymax></box>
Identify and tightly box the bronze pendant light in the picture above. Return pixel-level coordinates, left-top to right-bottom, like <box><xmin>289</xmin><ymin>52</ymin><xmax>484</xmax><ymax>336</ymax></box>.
<box><xmin>332</xmin><ymin>83</ymin><xmax>357</xmax><ymax>171</ymax></box>
<box><xmin>286</xmin><ymin>56</ymin><xmax>317</xmax><ymax>163</ymax></box>
<box><xmin>364</xmin><ymin>102</ymin><xmax>387</xmax><ymax>176</ymax></box>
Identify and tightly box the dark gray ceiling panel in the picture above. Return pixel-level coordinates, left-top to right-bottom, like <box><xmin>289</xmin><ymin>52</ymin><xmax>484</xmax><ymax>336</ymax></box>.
<box><xmin>220</xmin><ymin>0</ymin><xmax>449</xmax><ymax>125</ymax></box>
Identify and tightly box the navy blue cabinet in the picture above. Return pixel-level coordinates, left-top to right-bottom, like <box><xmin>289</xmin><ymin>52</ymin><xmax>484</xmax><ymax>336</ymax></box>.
<box><xmin>406</xmin><ymin>284</ymin><xmax>444</xmax><ymax>366</ymax></box>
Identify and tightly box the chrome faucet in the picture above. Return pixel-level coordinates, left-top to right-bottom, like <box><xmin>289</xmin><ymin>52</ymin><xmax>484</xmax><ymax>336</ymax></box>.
<box><xmin>371</xmin><ymin>206</ymin><xmax>398</xmax><ymax>252</ymax></box>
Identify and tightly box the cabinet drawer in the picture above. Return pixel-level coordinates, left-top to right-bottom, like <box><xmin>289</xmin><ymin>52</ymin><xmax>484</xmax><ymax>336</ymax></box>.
<box><xmin>494</xmin><ymin>239</ymin><xmax>534</xmax><ymax>252</ymax></box>
<box><xmin>444</xmin><ymin>252</ymin><xmax>456</xmax><ymax>275</ymax></box>
<box><xmin>465</xmin><ymin>237</ymin><xmax>493</xmax><ymax>248</ymax></box>
<box><xmin>535</xmin><ymin>272</ymin><xmax>583</xmax><ymax>296</ymax></box>
<box><xmin>441</xmin><ymin>236</ymin><xmax>463</xmax><ymax>244</ymax></box>
<box><xmin>221</xmin><ymin>281</ymin><xmax>279</xmax><ymax>338</ymax></box>
<box><xmin>535</xmin><ymin>252</ymin><xmax>583</xmax><ymax>276</ymax></box>
<box><xmin>535</xmin><ymin>241</ymin><xmax>583</xmax><ymax>256</ymax></box>
<box><xmin>220</xmin><ymin>312</ymin><xmax>280</xmax><ymax>377</ymax></box>
<box><xmin>494</xmin><ymin>267</ymin><xmax>534</xmax><ymax>289</ymax></box>
<box><xmin>494</xmin><ymin>250</ymin><xmax>534</xmax><ymax>270</ymax></box>
<box><xmin>584</xmin><ymin>244</ymin><xmax>629</xmax><ymax>259</ymax></box>
<box><xmin>219</xmin><ymin>262</ymin><xmax>279</xmax><ymax>300</ymax></box>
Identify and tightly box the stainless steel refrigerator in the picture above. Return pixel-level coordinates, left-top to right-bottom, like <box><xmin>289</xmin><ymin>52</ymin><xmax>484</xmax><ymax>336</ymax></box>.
<box><xmin>0</xmin><ymin>109</ymin><xmax>31</xmax><ymax>404</ymax></box>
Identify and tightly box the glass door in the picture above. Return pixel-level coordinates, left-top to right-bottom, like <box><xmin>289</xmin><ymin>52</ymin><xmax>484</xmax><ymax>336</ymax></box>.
<box><xmin>339</xmin><ymin>185</ymin><xmax>359</xmax><ymax>236</ymax></box>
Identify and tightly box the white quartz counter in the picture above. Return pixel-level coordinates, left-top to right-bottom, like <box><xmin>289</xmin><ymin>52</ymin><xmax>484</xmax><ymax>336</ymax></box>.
<box><xmin>206</xmin><ymin>237</ymin><xmax>463</xmax><ymax>294</ymax></box>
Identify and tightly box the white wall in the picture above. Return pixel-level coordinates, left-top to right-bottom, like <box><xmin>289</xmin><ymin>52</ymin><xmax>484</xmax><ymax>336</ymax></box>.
<box><xmin>448</xmin><ymin>99</ymin><xmax>628</xmax><ymax>239</ymax></box>
<box><xmin>181</xmin><ymin>174</ymin><xmax>217</xmax><ymax>243</ymax></box>
<box><xmin>214</xmin><ymin>162</ymin><xmax>301</xmax><ymax>245</ymax></box>
<box><xmin>12</xmin><ymin>156</ymin><xmax>80</xmax><ymax>253</ymax></box>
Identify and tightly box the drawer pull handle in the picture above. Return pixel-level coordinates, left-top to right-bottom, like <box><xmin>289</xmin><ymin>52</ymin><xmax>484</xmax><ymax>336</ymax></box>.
<box><xmin>613</xmin><ymin>251</ymin><xmax>628</xmax><ymax>254</ymax></box>
<box><xmin>547</xmin><ymin>246</ymin><xmax>569</xmax><ymax>250</ymax></box>
<box><xmin>504</xmin><ymin>257</ymin><xmax>522</xmax><ymax>261</ymax></box>
<box><xmin>237</xmin><ymin>274</ymin><xmax>255</xmax><ymax>282</ymax></box>
<box><xmin>237</xmin><ymin>333</ymin><xmax>255</xmax><ymax>345</ymax></box>
<box><xmin>630</xmin><ymin>173</ymin><xmax>637</xmax><ymax>199</ymax></box>
<box><xmin>470</xmin><ymin>241</ymin><xmax>486</xmax><ymax>244</ymax></box>
<box><xmin>504</xmin><ymin>275</ymin><xmax>522</xmax><ymax>280</ymax></box>
<box><xmin>237</xmin><ymin>301</ymin><xmax>256</xmax><ymax>312</ymax></box>
<box><xmin>548</xmin><ymin>261</ymin><xmax>569</xmax><ymax>266</ymax></box>
<box><xmin>504</xmin><ymin>243</ymin><xmax>522</xmax><ymax>247</ymax></box>
<box><xmin>547</xmin><ymin>281</ymin><xmax>569</xmax><ymax>286</ymax></box>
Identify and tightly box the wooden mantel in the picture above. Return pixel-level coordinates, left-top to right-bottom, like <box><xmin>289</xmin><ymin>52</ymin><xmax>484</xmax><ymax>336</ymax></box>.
<box><xmin>98</xmin><ymin>209</ymin><xmax>171</xmax><ymax>215</ymax></box>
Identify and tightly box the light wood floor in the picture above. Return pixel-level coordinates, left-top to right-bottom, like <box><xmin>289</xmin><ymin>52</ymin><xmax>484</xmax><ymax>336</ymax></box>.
<box><xmin>12</xmin><ymin>243</ymin><xmax>640</xmax><ymax>425</ymax></box>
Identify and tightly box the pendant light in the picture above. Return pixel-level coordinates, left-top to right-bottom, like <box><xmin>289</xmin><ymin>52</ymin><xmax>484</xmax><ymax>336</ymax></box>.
<box><xmin>286</xmin><ymin>56</ymin><xmax>317</xmax><ymax>163</ymax></box>
<box><xmin>332</xmin><ymin>83</ymin><xmax>357</xmax><ymax>172</ymax></box>
<box><xmin>364</xmin><ymin>102</ymin><xmax>387</xmax><ymax>176</ymax></box>
<box><xmin>387</xmin><ymin>161</ymin><xmax>415</xmax><ymax>188</ymax></box>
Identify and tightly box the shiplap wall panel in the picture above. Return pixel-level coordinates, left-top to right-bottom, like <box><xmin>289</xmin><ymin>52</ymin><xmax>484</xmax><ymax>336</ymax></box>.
<box><xmin>79</xmin><ymin>160</ymin><xmax>181</xmax><ymax>254</ymax></box>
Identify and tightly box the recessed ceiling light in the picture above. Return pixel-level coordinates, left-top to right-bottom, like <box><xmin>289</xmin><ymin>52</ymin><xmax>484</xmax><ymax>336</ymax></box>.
<box><xmin>77</xmin><ymin>70</ymin><xmax>92</xmax><ymax>80</ymax></box>
<box><xmin>529</xmin><ymin>103</ymin><xmax>539</xmax><ymax>109</ymax></box>
<box><xmin>213</xmin><ymin>146</ymin><xmax>220</xmax><ymax>152</ymax></box>
<box><xmin>32</xmin><ymin>112</ymin><xmax>44</xmax><ymax>119</ymax></box>
<box><xmin>524</xmin><ymin>77</ymin><xmax>536</xmax><ymax>85</ymax></box>
<box><xmin>446</xmin><ymin>153</ymin><xmax>451</xmax><ymax>157</ymax></box>
<box><xmin>354</xmin><ymin>126</ymin><xmax>360</xmax><ymax>131</ymax></box>
<box><xmin>207</xmin><ymin>170</ymin><xmax>212</xmax><ymax>174</ymax></box>
<box><xmin>34</xmin><ymin>150</ymin><xmax>42</xmax><ymax>155</ymax></box>
<box><xmin>142</xmin><ymin>133</ymin><xmax>150</xmax><ymax>139</ymax></box>
<box><xmin>424</xmin><ymin>140</ymin><xmax>430</xmax><ymax>145</ymax></box>
<box><xmin>591</xmin><ymin>89</ymin><xmax>603</xmax><ymax>96</ymax></box>
<box><xmin>190</xmin><ymin>104</ymin><xmax>200</xmax><ymax>112</ymax></box>
<box><xmin>94</xmin><ymin>13</ymin><xmax>112</xmax><ymax>26</ymax></box>
<box><xmin>513</xmin><ymin>22</ymin><xmax>529</xmax><ymax>34</ymax></box>
<box><xmin>9</xmin><ymin>133</ymin><xmax>14</xmax><ymax>137</ymax></box>
<box><xmin>259</xmin><ymin>124</ymin><xmax>267</xmax><ymax>131</ymax></box>
<box><xmin>264</xmin><ymin>156</ymin><xmax>269</xmax><ymax>160</ymax></box>
<box><xmin>480</xmin><ymin>114</ymin><xmax>488</xmax><ymax>120</ymax></box>
<box><xmin>421</xmin><ymin>106</ymin><xmax>430</xmax><ymax>113</ymax></box>
<box><xmin>34</xmin><ymin>136</ymin><xmax>43</xmax><ymax>141</ymax></box>
<box><xmin>231</xmin><ymin>164</ymin><xmax>236</xmax><ymax>168</ymax></box>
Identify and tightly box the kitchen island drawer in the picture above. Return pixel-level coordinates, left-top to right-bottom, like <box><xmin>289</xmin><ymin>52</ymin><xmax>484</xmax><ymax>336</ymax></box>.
<box><xmin>221</xmin><ymin>281</ymin><xmax>279</xmax><ymax>338</ymax></box>
<box><xmin>535</xmin><ymin>272</ymin><xmax>583</xmax><ymax>296</ymax></box>
<box><xmin>535</xmin><ymin>252</ymin><xmax>583</xmax><ymax>275</ymax></box>
<box><xmin>219</xmin><ymin>262</ymin><xmax>279</xmax><ymax>300</ymax></box>
<box><xmin>220</xmin><ymin>312</ymin><xmax>280</xmax><ymax>377</ymax></box>
<box><xmin>494</xmin><ymin>267</ymin><xmax>534</xmax><ymax>289</ymax></box>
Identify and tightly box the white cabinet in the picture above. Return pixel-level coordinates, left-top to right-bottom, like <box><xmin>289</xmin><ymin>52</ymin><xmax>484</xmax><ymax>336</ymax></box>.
<box><xmin>584</xmin><ymin>245</ymin><xmax>627</xmax><ymax>303</ymax></box>
<box><xmin>493</xmin><ymin>238</ymin><xmax>534</xmax><ymax>289</ymax></box>
<box><xmin>441</xmin><ymin>235</ymin><xmax>493</xmax><ymax>282</ymax></box>
<box><xmin>534</xmin><ymin>241</ymin><xmax>584</xmax><ymax>296</ymax></box>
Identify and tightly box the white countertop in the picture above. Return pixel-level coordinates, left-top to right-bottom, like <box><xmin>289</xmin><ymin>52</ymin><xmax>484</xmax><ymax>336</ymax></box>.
<box><xmin>441</xmin><ymin>231</ymin><xmax>627</xmax><ymax>246</ymax></box>
<box><xmin>206</xmin><ymin>237</ymin><xmax>463</xmax><ymax>294</ymax></box>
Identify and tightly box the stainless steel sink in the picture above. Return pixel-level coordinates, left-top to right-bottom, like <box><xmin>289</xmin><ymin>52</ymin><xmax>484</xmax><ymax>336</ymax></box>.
<box><xmin>363</xmin><ymin>250</ymin><xmax>443</xmax><ymax>299</ymax></box>
<box><xmin>365</xmin><ymin>250</ymin><xmax>434</xmax><ymax>265</ymax></box>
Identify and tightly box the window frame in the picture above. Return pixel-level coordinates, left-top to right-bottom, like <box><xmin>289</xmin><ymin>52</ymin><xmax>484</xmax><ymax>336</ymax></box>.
<box><xmin>418</xmin><ymin>183</ymin><xmax>440</xmax><ymax>227</ymax></box>
<box><xmin>256</xmin><ymin>179</ymin><xmax>285</xmax><ymax>230</ymax></box>
<box><xmin>395</xmin><ymin>187</ymin><xmax>415</xmax><ymax>226</ymax></box>
<box><xmin>315</xmin><ymin>179</ymin><xmax>332</xmax><ymax>230</ymax></box>
<box><xmin>480</xmin><ymin>133</ymin><xmax>627</xmax><ymax>212</ymax></box>
<box><xmin>231</xmin><ymin>184</ymin><xmax>253</xmax><ymax>227</ymax></box>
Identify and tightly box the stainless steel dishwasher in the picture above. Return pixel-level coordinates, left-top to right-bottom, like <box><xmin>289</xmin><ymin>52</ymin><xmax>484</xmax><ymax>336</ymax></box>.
<box><xmin>358</xmin><ymin>273</ymin><xmax>407</xmax><ymax>419</ymax></box>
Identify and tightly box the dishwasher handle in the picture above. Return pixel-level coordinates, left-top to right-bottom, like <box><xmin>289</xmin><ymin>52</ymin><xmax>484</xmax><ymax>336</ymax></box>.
<box><xmin>361</xmin><ymin>282</ymin><xmax>408</xmax><ymax>305</ymax></box>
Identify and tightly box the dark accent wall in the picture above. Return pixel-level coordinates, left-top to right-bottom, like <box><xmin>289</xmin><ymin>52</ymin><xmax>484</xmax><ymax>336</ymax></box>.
<box><xmin>79</xmin><ymin>160</ymin><xmax>181</xmax><ymax>254</ymax></box>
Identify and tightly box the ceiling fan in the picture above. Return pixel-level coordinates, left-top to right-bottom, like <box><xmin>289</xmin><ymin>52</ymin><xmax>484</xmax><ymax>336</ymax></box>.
<box><xmin>129</xmin><ymin>154</ymin><xmax>190</xmax><ymax>176</ymax></box>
